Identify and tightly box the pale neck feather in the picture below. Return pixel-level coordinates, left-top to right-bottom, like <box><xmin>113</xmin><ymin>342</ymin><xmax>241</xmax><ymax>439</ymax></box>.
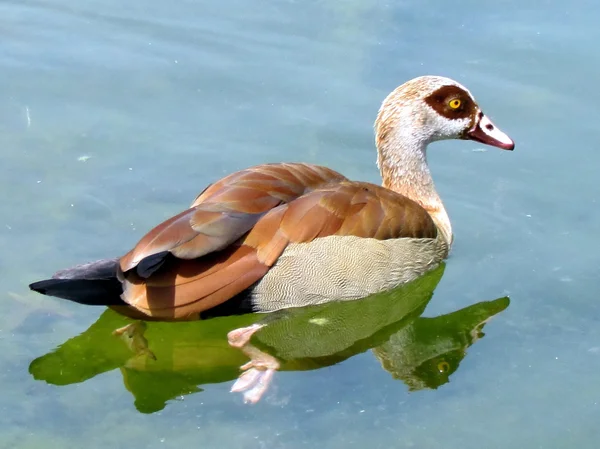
<box><xmin>376</xmin><ymin>119</ymin><xmax>453</xmax><ymax>246</ymax></box>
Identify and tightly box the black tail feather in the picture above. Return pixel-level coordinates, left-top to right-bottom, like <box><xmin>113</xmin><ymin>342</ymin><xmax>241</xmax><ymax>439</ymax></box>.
<box><xmin>29</xmin><ymin>258</ymin><xmax>127</xmax><ymax>307</ymax></box>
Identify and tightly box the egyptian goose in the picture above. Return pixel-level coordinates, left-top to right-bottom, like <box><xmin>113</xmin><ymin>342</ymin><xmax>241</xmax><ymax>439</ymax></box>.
<box><xmin>29</xmin><ymin>76</ymin><xmax>514</xmax><ymax>324</ymax></box>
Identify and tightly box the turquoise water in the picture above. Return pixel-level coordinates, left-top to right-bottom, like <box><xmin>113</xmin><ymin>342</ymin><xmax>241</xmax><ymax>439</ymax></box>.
<box><xmin>2</xmin><ymin>0</ymin><xmax>600</xmax><ymax>448</ymax></box>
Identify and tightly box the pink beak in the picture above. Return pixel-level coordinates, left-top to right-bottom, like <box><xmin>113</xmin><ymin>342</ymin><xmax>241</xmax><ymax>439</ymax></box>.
<box><xmin>465</xmin><ymin>112</ymin><xmax>515</xmax><ymax>151</ymax></box>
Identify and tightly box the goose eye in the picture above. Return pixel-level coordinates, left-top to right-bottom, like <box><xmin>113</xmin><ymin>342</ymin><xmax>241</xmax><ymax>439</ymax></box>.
<box><xmin>437</xmin><ymin>361</ymin><xmax>450</xmax><ymax>373</ymax></box>
<box><xmin>448</xmin><ymin>99</ymin><xmax>462</xmax><ymax>109</ymax></box>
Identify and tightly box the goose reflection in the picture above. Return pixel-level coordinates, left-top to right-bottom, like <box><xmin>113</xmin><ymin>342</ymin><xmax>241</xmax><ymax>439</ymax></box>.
<box><xmin>29</xmin><ymin>264</ymin><xmax>509</xmax><ymax>412</ymax></box>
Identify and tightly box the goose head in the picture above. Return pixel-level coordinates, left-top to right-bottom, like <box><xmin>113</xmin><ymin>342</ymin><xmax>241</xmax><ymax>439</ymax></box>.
<box><xmin>375</xmin><ymin>75</ymin><xmax>514</xmax><ymax>246</ymax></box>
<box><xmin>375</xmin><ymin>75</ymin><xmax>515</xmax><ymax>156</ymax></box>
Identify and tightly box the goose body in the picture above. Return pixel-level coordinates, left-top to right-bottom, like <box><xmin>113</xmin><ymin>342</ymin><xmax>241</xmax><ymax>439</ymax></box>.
<box><xmin>30</xmin><ymin>76</ymin><xmax>514</xmax><ymax>320</ymax></box>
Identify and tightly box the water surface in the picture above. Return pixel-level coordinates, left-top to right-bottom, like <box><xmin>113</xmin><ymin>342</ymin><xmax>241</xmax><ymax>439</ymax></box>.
<box><xmin>1</xmin><ymin>0</ymin><xmax>599</xmax><ymax>448</ymax></box>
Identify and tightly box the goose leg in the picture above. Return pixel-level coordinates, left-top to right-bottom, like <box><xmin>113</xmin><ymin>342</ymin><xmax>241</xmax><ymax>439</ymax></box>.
<box><xmin>227</xmin><ymin>324</ymin><xmax>280</xmax><ymax>404</ymax></box>
<box><xmin>113</xmin><ymin>322</ymin><xmax>157</xmax><ymax>361</ymax></box>
<box><xmin>227</xmin><ymin>323</ymin><xmax>265</xmax><ymax>348</ymax></box>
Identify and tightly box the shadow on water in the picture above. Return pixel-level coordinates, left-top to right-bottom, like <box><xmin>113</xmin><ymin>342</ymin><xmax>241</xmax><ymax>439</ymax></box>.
<box><xmin>29</xmin><ymin>264</ymin><xmax>509</xmax><ymax>413</ymax></box>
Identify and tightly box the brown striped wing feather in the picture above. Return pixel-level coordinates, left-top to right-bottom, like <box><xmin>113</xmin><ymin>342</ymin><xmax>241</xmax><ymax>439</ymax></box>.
<box><xmin>119</xmin><ymin>163</ymin><xmax>347</xmax><ymax>274</ymax></box>
<box><xmin>119</xmin><ymin>164</ymin><xmax>437</xmax><ymax>319</ymax></box>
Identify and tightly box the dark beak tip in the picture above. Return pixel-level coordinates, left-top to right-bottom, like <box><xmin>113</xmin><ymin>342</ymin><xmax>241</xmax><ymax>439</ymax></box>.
<box><xmin>500</xmin><ymin>141</ymin><xmax>515</xmax><ymax>151</ymax></box>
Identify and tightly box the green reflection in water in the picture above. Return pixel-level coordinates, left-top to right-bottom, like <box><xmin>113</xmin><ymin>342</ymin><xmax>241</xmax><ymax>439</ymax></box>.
<box><xmin>30</xmin><ymin>264</ymin><xmax>508</xmax><ymax>413</ymax></box>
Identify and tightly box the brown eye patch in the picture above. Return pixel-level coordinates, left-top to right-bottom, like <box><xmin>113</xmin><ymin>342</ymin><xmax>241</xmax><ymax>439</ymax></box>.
<box><xmin>424</xmin><ymin>85</ymin><xmax>475</xmax><ymax>120</ymax></box>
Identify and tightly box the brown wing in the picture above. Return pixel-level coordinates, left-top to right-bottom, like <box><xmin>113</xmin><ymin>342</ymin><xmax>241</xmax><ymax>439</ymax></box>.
<box><xmin>120</xmin><ymin>179</ymin><xmax>437</xmax><ymax>320</ymax></box>
<box><xmin>119</xmin><ymin>163</ymin><xmax>348</xmax><ymax>275</ymax></box>
<box><xmin>245</xmin><ymin>181</ymin><xmax>437</xmax><ymax>266</ymax></box>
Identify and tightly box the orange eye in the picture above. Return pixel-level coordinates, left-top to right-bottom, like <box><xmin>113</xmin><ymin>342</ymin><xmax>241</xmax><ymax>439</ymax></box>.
<box><xmin>437</xmin><ymin>361</ymin><xmax>450</xmax><ymax>373</ymax></box>
<box><xmin>448</xmin><ymin>99</ymin><xmax>462</xmax><ymax>109</ymax></box>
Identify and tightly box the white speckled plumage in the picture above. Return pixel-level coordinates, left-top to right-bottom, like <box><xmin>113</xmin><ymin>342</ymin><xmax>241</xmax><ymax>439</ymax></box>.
<box><xmin>251</xmin><ymin>233</ymin><xmax>448</xmax><ymax>312</ymax></box>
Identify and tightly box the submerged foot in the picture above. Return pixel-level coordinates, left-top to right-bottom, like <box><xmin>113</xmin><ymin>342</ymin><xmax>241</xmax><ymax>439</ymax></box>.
<box><xmin>227</xmin><ymin>323</ymin><xmax>280</xmax><ymax>403</ymax></box>
<box><xmin>113</xmin><ymin>322</ymin><xmax>156</xmax><ymax>361</ymax></box>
